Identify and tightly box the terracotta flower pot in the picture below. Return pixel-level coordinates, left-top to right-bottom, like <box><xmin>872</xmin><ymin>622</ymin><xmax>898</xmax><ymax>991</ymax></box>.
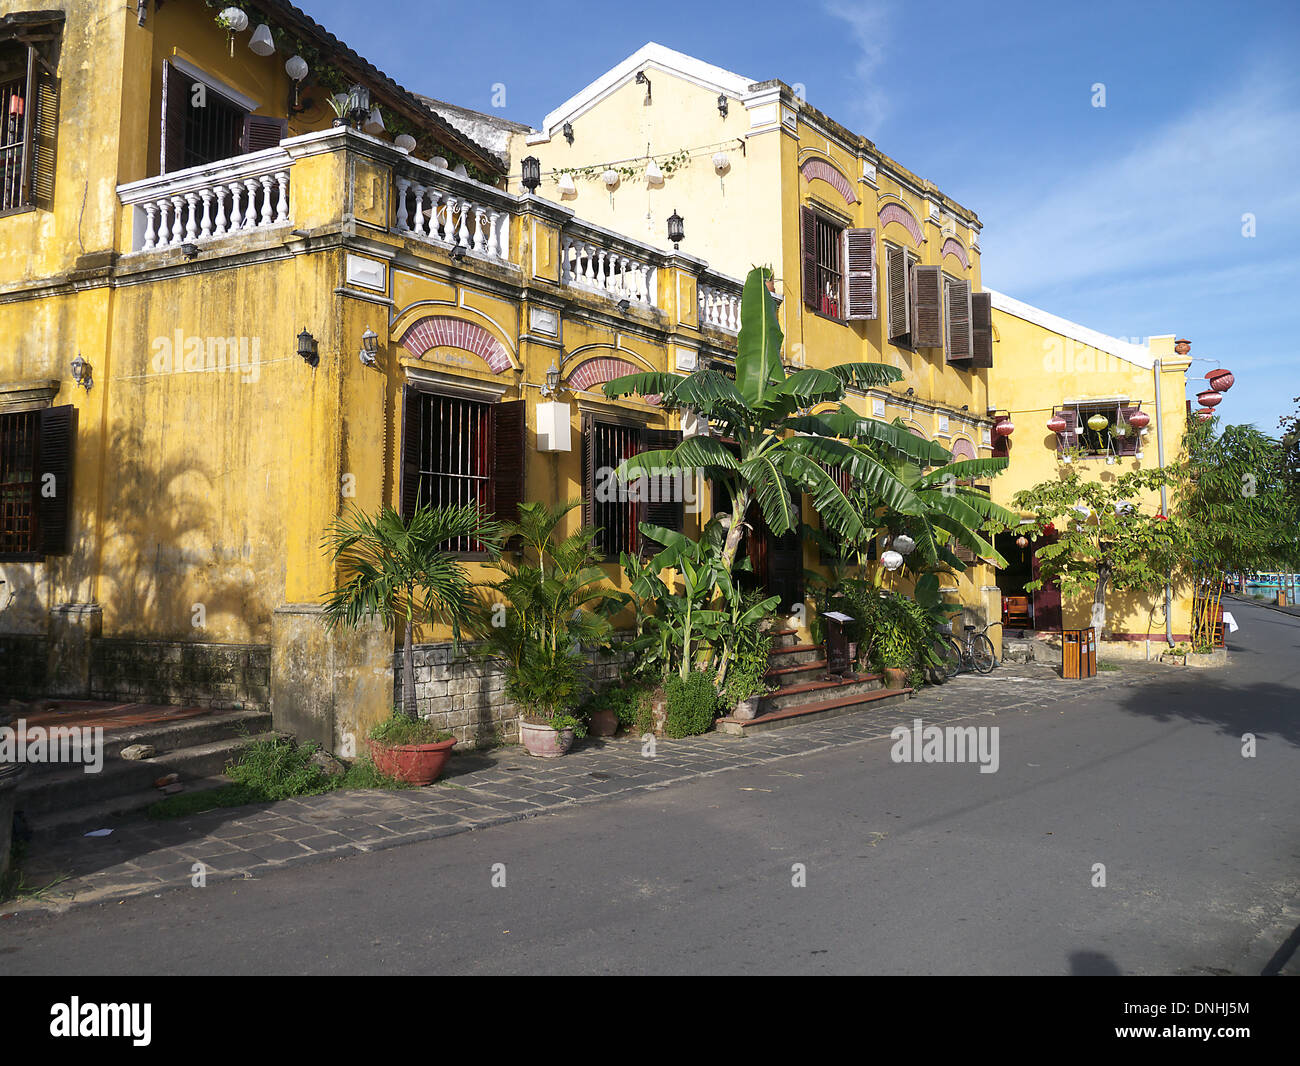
<box><xmin>884</xmin><ymin>667</ymin><xmax>910</xmax><ymax>689</ymax></box>
<box><xmin>367</xmin><ymin>737</ymin><xmax>456</xmax><ymax>786</ymax></box>
<box><xmin>589</xmin><ymin>708</ymin><xmax>618</xmax><ymax>737</ymax></box>
<box><xmin>519</xmin><ymin>719</ymin><xmax>575</xmax><ymax>758</ymax></box>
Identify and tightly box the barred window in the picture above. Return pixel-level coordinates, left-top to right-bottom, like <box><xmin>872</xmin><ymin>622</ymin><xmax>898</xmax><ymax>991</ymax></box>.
<box><xmin>814</xmin><ymin>214</ymin><xmax>843</xmax><ymax>318</ymax></box>
<box><xmin>0</xmin><ymin>410</ymin><xmax>37</xmax><ymax>553</ymax></box>
<box><xmin>409</xmin><ymin>393</ymin><xmax>491</xmax><ymax>553</ymax></box>
<box><xmin>591</xmin><ymin>420</ymin><xmax>642</xmax><ymax>559</ymax></box>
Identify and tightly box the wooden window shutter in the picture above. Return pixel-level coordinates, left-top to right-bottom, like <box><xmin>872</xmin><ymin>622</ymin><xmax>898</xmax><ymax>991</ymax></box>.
<box><xmin>161</xmin><ymin>61</ymin><xmax>188</xmax><ymax>174</ymax></box>
<box><xmin>800</xmin><ymin>205</ymin><xmax>818</xmax><ymax>310</ymax></box>
<box><xmin>36</xmin><ymin>404</ymin><xmax>76</xmax><ymax>555</ymax></box>
<box><xmin>886</xmin><ymin>245</ymin><xmax>908</xmax><ymax>342</ymax></box>
<box><xmin>1118</xmin><ymin>405</ymin><xmax>1141</xmax><ymax>456</ymax></box>
<box><xmin>970</xmin><ymin>292</ymin><xmax>993</xmax><ymax>368</ymax></box>
<box><xmin>639</xmin><ymin>427</ymin><xmax>683</xmax><ymax>553</ymax></box>
<box><xmin>580</xmin><ymin>412</ymin><xmax>596</xmax><ymax>531</ymax></box>
<box><xmin>911</xmin><ymin>264</ymin><xmax>944</xmax><ymax>348</ymax></box>
<box><xmin>29</xmin><ymin>66</ymin><xmax>57</xmax><ymax>208</ymax></box>
<box><xmin>1053</xmin><ymin>407</ymin><xmax>1078</xmax><ymax>453</ymax></box>
<box><xmin>242</xmin><ymin>114</ymin><xmax>287</xmax><ymax>154</ymax></box>
<box><xmin>399</xmin><ymin>385</ymin><xmax>424</xmax><ymax>520</ymax></box>
<box><xmin>945</xmin><ymin>277</ymin><xmax>973</xmax><ymax>362</ymax></box>
<box><xmin>489</xmin><ymin>400</ymin><xmax>526</xmax><ymax>524</ymax></box>
<box><xmin>844</xmin><ymin>228</ymin><xmax>877</xmax><ymax>320</ymax></box>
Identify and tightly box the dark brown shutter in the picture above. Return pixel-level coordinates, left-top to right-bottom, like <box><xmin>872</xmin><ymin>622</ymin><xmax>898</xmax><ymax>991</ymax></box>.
<box><xmin>400</xmin><ymin>385</ymin><xmax>424</xmax><ymax>519</ymax></box>
<box><xmin>1118</xmin><ymin>405</ymin><xmax>1141</xmax><ymax>456</ymax></box>
<box><xmin>490</xmin><ymin>399</ymin><xmax>526</xmax><ymax>524</ymax></box>
<box><xmin>911</xmin><ymin>264</ymin><xmax>943</xmax><ymax>348</ymax></box>
<box><xmin>886</xmin><ymin>245</ymin><xmax>908</xmax><ymax>342</ymax></box>
<box><xmin>242</xmin><ymin>114</ymin><xmax>288</xmax><ymax>154</ymax></box>
<box><xmin>161</xmin><ymin>61</ymin><xmax>188</xmax><ymax>174</ymax></box>
<box><xmin>1053</xmin><ymin>407</ymin><xmax>1079</xmax><ymax>453</ymax></box>
<box><xmin>945</xmin><ymin>277</ymin><xmax>972</xmax><ymax>362</ymax></box>
<box><xmin>971</xmin><ymin>292</ymin><xmax>993</xmax><ymax>368</ymax></box>
<box><xmin>29</xmin><ymin>67</ymin><xmax>57</xmax><ymax>208</ymax></box>
<box><xmin>580</xmin><ymin>412</ymin><xmax>595</xmax><ymax>531</ymax></box>
<box><xmin>800</xmin><ymin>205</ymin><xmax>818</xmax><ymax>310</ymax></box>
<box><xmin>36</xmin><ymin>404</ymin><xmax>76</xmax><ymax>555</ymax></box>
<box><xmin>844</xmin><ymin>228</ymin><xmax>877</xmax><ymax>320</ymax></box>
<box><xmin>639</xmin><ymin>427</ymin><xmax>683</xmax><ymax>552</ymax></box>
<box><xmin>768</xmin><ymin>526</ymin><xmax>804</xmax><ymax>612</ymax></box>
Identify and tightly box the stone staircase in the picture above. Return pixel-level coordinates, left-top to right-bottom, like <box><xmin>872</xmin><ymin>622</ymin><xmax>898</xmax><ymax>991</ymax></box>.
<box><xmin>716</xmin><ymin>629</ymin><xmax>912</xmax><ymax>735</ymax></box>
<box><xmin>11</xmin><ymin>704</ymin><xmax>273</xmax><ymax>832</ymax></box>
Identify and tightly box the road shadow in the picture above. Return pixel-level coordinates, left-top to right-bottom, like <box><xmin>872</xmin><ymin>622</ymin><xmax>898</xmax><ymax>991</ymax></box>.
<box><xmin>1068</xmin><ymin>949</ymin><xmax>1122</xmax><ymax>975</ymax></box>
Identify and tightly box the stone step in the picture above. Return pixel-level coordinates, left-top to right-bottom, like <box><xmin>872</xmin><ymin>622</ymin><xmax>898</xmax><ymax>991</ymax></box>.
<box><xmin>28</xmin><ymin>775</ymin><xmax>236</xmax><ymax>834</ymax></box>
<box><xmin>717</xmin><ymin>686</ymin><xmax>913</xmax><ymax>736</ymax></box>
<box><xmin>767</xmin><ymin>642</ymin><xmax>823</xmax><ymax>668</ymax></box>
<box><xmin>13</xmin><ymin>733</ymin><xmax>273</xmax><ymax>821</ymax></box>
<box><xmin>13</xmin><ymin>708</ymin><xmax>271</xmax><ymax>776</ymax></box>
<box><xmin>764</xmin><ymin>672</ymin><xmax>885</xmax><ymax>713</ymax></box>
<box><xmin>767</xmin><ymin>628</ymin><xmax>801</xmax><ymax>649</ymax></box>
<box><xmin>766</xmin><ymin>658</ymin><xmax>840</xmax><ymax>688</ymax></box>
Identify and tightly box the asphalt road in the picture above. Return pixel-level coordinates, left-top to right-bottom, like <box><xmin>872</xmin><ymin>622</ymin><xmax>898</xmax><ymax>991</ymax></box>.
<box><xmin>3</xmin><ymin>598</ymin><xmax>1297</xmax><ymax>975</ymax></box>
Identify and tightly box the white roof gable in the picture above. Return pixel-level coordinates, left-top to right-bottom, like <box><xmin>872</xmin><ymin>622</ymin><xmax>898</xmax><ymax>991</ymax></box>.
<box><xmin>986</xmin><ymin>288</ymin><xmax>1155</xmax><ymax>370</ymax></box>
<box><xmin>537</xmin><ymin>42</ymin><xmax>754</xmax><ymax>139</ymax></box>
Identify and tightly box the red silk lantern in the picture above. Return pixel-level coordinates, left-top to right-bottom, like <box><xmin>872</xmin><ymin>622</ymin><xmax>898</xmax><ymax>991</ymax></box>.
<box><xmin>1195</xmin><ymin>408</ymin><xmax>1214</xmax><ymax>421</ymax></box>
<box><xmin>1047</xmin><ymin>414</ymin><xmax>1067</xmax><ymax>433</ymax></box>
<box><xmin>994</xmin><ymin>419</ymin><xmax>1014</xmax><ymax>438</ymax></box>
<box><xmin>1043</xmin><ymin>522</ymin><xmax>1056</xmax><ymax>536</ymax></box>
<box><xmin>1015</xmin><ymin>535</ymin><xmax>1029</xmax><ymax>549</ymax></box>
<box><xmin>1126</xmin><ymin>409</ymin><xmax>1150</xmax><ymax>430</ymax></box>
<box><xmin>1196</xmin><ymin>390</ymin><xmax>1222</xmax><ymax>408</ymax></box>
<box><xmin>1206</xmin><ymin>368</ymin><xmax>1234</xmax><ymax>392</ymax></box>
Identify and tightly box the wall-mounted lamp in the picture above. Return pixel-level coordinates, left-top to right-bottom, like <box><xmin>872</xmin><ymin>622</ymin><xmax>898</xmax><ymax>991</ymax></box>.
<box><xmin>635</xmin><ymin>71</ymin><xmax>652</xmax><ymax>104</ymax></box>
<box><xmin>562</xmin><ymin>122</ymin><xmax>574</xmax><ymax>144</ymax></box>
<box><xmin>450</xmin><ymin>244</ymin><xmax>467</xmax><ymax>262</ymax></box>
<box><xmin>521</xmin><ymin>155</ymin><xmax>541</xmax><ymax>194</ymax></box>
<box><xmin>70</xmin><ymin>354</ymin><xmax>93</xmax><ymax>391</ymax></box>
<box><xmin>617</xmin><ymin>298</ymin><xmax>631</xmax><ymax>312</ymax></box>
<box><xmin>718</xmin><ymin>93</ymin><xmax>729</xmax><ymax>117</ymax></box>
<box><xmin>539</xmin><ymin>362</ymin><xmax>565</xmax><ymax>398</ymax></box>
<box><xmin>359</xmin><ymin>326</ymin><xmax>379</xmax><ymax>367</ymax></box>
<box><xmin>181</xmin><ymin>242</ymin><xmax>199</xmax><ymax>259</ymax></box>
<box><xmin>667</xmin><ymin>209</ymin><xmax>685</xmax><ymax>250</ymax></box>
<box><xmin>905</xmin><ymin>387</ymin><xmax>915</xmax><ymax>396</ymax></box>
<box><xmin>297</xmin><ymin>328</ymin><xmax>319</xmax><ymax>367</ymax></box>
<box><xmin>345</xmin><ymin>84</ymin><xmax>371</xmax><ymax>128</ymax></box>
<box><xmin>961</xmin><ymin>404</ymin><xmax>969</xmax><ymax>411</ymax></box>
<box><xmin>137</xmin><ymin>0</ymin><xmax>148</xmax><ymax>27</ymax></box>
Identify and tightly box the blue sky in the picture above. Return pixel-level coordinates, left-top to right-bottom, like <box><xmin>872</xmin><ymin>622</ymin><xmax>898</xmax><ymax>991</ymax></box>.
<box><xmin>301</xmin><ymin>0</ymin><xmax>1299</xmax><ymax>434</ymax></box>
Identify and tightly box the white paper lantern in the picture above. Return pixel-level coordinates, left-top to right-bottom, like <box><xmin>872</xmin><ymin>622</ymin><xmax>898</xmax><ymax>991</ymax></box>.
<box><xmin>394</xmin><ymin>134</ymin><xmax>417</xmax><ymax>153</ymax></box>
<box><xmin>220</xmin><ymin>7</ymin><xmax>249</xmax><ymax>32</ymax></box>
<box><xmin>712</xmin><ymin>152</ymin><xmax>730</xmax><ymax>172</ymax></box>
<box><xmin>881</xmin><ymin>550</ymin><xmax>904</xmax><ymax>572</ymax></box>
<box><xmin>644</xmin><ymin>159</ymin><xmax>664</xmax><ymax>186</ymax></box>
<box><xmin>557</xmin><ymin>172</ymin><xmax>577</xmax><ymax>195</ymax></box>
<box><xmin>363</xmin><ymin>107</ymin><xmax>385</xmax><ymax>135</ymax></box>
<box><xmin>248</xmin><ymin>23</ymin><xmax>276</xmax><ymax>56</ymax></box>
<box><xmin>892</xmin><ymin>534</ymin><xmax>915</xmax><ymax>555</ymax></box>
<box><xmin>452</xmin><ymin>163</ymin><xmax>468</xmax><ymax>178</ymax></box>
<box><xmin>285</xmin><ymin>55</ymin><xmax>308</xmax><ymax>82</ymax></box>
<box><xmin>602</xmin><ymin>168</ymin><xmax>619</xmax><ymax>188</ymax></box>
<box><xmin>430</xmin><ymin>156</ymin><xmax>448</xmax><ymax>170</ymax></box>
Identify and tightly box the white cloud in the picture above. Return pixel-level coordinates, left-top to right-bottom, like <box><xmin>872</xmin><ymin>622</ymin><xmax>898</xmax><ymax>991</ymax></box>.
<box><xmin>823</xmin><ymin>1</ymin><xmax>890</xmax><ymax>133</ymax></box>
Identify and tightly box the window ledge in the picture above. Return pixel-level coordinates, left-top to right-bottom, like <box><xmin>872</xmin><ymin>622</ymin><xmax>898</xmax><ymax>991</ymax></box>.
<box><xmin>0</xmin><ymin>378</ymin><xmax>61</xmax><ymax>414</ymax></box>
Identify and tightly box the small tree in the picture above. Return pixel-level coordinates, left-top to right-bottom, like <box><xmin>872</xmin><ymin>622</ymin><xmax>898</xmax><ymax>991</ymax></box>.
<box><xmin>321</xmin><ymin>503</ymin><xmax>496</xmax><ymax>720</ymax></box>
<box><xmin>994</xmin><ymin>466</ymin><xmax>1184</xmax><ymax>641</ymax></box>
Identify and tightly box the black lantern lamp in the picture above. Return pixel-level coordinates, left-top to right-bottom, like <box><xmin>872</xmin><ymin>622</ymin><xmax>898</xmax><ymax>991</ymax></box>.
<box><xmin>70</xmin><ymin>354</ymin><xmax>93</xmax><ymax>391</ymax></box>
<box><xmin>562</xmin><ymin>122</ymin><xmax>574</xmax><ymax>144</ymax></box>
<box><xmin>359</xmin><ymin>326</ymin><xmax>379</xmax><ymax>367</ymax></box>
<box><xmin>521</xmin><ymin>155</ymin><xmax>541</xmax><ymax>194</ymax></box>
<box><xmin>345</xmin><ymin>84</ymin><xmax>370</xmax><ymax>128</ymax></box>
<box><xmin>667</xmin><ymin>209</ymin><xmax>684</xmax><ymax>250</ymax></box>
<box><xmin>540</xmin><ymin>362</ymin><xmax>563</xmax><ymax>398</ymax></box>
<box><xmin>297</xmin><ymin>328</ymin><xmax>319</xmax><ymax>367</ymax></box>
<box><xmin>635</xmin><ymin>71</ymin><xmax>652</xmax><ymax>103</ymax></box>
<box><xmin>717</xmin><ymin>93</ymin><xmax>729</xmax><ymax>117</ymax></box>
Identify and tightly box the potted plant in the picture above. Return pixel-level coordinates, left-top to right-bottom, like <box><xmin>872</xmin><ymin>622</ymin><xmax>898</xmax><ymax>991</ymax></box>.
<box><xmin>723</xmin><ymin>631</ymin><xmax>773</xmax><ymax>720</ymax></box>
<box><xmin>367</xmin><ymin>710</ymin><xmax>457</xmax><ymax>785</ymax></box>
<box><xmin>320</xmin><ymin>501</ymin><xmax>497</xmax><ymax>776</ymax></box>
<box><xmin>478</xmin><ymin>500</ymin><xmax>622</xmax><ymax>758</ymax></box>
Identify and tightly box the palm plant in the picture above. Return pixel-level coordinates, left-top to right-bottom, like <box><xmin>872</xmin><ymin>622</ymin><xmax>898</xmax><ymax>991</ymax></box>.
<box><xmin>478</xmin><ymin>500</ymin><xmax>624</xmax><ymax>722</ymax></box>
<box><xmin>321</xmin><ymin>502</ymin><xmax>497</xmax><ymax>721</ymax></box>
<box><xmin>603</xmin><ymin>266</ymin><xmax>950</xmax><ymax>579</ymax></box>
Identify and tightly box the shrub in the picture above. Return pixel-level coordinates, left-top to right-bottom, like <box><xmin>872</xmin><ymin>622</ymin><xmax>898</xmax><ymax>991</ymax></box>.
<box><xmin>722</xmin><ymin>632</ymin><xmax>772</xmax><ymax>706</ymax></box>
<box><xmin>586</xmin><ymin>682</ymin><xmax>652</xmax><ymax>731</ymax></box>
<box><xmin>370</xmin><ymin>711</ymin><xmax>453</xmax><ymax>746</ymax></box>
<box><xmin>663</xmin><ymin>670</ymin><xmax>721</xmax><ymax>738</ymax></box>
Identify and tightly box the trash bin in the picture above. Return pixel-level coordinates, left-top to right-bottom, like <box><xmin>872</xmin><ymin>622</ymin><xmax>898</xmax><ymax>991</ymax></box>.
<box><xmin>1062</xmin><ymin>629</ymin><xmax>1097</xmax><ymax>679</ymax></box>
<box><xmin>1278</xmin><ymin>591</ymin><xmax>1287</xmax><ymax>607</ymax></box>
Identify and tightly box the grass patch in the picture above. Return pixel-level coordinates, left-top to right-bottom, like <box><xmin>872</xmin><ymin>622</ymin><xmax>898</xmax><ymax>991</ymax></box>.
<box><xmin>1</xmin><ymin>841</ymin><xmax>71</xmax><ymax>905</ymax></box>
<box><xmin>147</xmin><ymin>736</ymin><xmax>409</xmax><ymax>820</ymax></box>
<box><xmin>1097</xmin><ymin>662</ymin><xmax>1121</xmax><ymax>672</ymax></box>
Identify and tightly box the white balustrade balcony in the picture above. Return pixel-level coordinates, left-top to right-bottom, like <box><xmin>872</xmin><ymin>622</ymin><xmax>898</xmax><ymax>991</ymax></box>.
<box><xmin>393</xmin><ymin>164</ymin><xmax>511</xmax><ymax>263</ymax></box>
<box><xmin>118</xmin><ymin>147</ymin><xmax>293</xmax><ymax>253</ymax></box>
<box><xmin>560</xmin><ymin>222</ymin><xmax>657</xmax><ymax>307</ymax></box>
<box><xmin>698</xmin><ymin>276</ymin><xmax>744</xmax><ymax>332</ymax></box>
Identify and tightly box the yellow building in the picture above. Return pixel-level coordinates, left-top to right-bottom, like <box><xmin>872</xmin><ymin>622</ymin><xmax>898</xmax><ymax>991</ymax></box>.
<box><xmin>513</xmin><ymin>43</ymin><xmax>1000</xmax><ymax>625</ymax></box>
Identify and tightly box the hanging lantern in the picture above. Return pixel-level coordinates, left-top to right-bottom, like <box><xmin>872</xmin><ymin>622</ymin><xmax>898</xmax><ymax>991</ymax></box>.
<box><xmin>556</xmin><ymin>172</ymin><xmax>577</xmax><ymax>195</ymax></box>
<box><xmin>1086</xmin><ymin>413</ymin><xmax>1109</xmax><ymax>432</ymax></box>
<box><xmin>1206</xmin><ymin>368</ymin><xmax>1234</xmax><ymax>392</ymax></box>
<box><xmin>452</xmin><ymin>163</ymin><xmax>468</xmax><ymax>179</ymax></box>
<box><xmin>394</xmin><ymin>134</ymin><xmax>417</xmax><ymax>153</ymax></box>
<box><xmin>363</xmin><ymin>107</ymin><xmax>385</xmax><ymax>135</ymax></box>
<box><xmin>1047</xmin><ymin>414</ymin><xmax>1067</xmax><ymax>433</ymax></box>
<box><xmin>880</xmin><ymin>550</ymin><xmax>904</xmax><ymax>572</ymax></box>
<box><xmin>645</xmin><ymin>158</ymin><xmax>664</xmax><ymax>186</ymax></box>
<box><xmin>1195</xmin><ymin>408</ymin><xmax>1215</xmax><ymax>422</ymax></box>
<box><xmin>285</xmin><ymin>56</ymin><xmax>308</xmax><ymax>107</ymax></box>
<box><xmin>248</xmin><ymin>23</ymin><xmax>276</xmax><ymax>56</ymax></box>
<box><xmin>1196</xmin><ymin>390</ymin><xmax>1222</xmax><ymax>408</ymax></box>
<box><xmin>712</xmin><ymin>152</ymin><xmax>730</xmax><ymax>173</ymax></box>
<box><xmin>602</xmin><ymin>168</ymin><xmax>620</xmax><ymax>189</ymax></box>
<box><xmin>892</xmin><ymin>534</ymin><xmax>915</xmax><ymax>556</ymax></box>
<box><xmin>1015</xmin><ymin>535</ymin><xmax>1029</xmax><ymax>550</ymax></box>
<box><xmin>994</xmin><ymin>419</ymin><xmax>1014</xmax><ymax>438</ymax></box>
<box><xmin>1126</xmin><ymin>409</ymin><xmax>1150</xmax><ymax>430</ymax></box>
<box><xmin>219</xmin><ymin>7</ymin><xmax>248</xmax><ymax>55</ymax></box>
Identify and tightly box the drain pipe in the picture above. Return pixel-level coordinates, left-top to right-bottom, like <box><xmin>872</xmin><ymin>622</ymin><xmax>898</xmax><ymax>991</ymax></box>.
<box><xmin>1153</xmin><ymin>357</ymin><xmax>1173</xmax><ymax>644</ymax></box>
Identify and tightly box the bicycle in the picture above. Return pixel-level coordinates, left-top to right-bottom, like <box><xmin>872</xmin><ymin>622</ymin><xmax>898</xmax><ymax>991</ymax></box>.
<box><xmin>933</xmin><ymin>620</ymin><xmax>1000</xmax><ymax>677</ymax></box>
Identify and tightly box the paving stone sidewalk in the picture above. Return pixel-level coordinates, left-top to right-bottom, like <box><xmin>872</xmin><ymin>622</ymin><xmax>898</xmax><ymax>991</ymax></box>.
<box><xmin>3</xmin><ymin>661</ymin><xmax>1170</xmax><ymax>914</ymax></box>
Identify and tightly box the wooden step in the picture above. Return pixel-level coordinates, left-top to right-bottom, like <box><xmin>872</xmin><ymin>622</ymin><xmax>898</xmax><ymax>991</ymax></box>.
<box><xmin>717</xmin><ymin>686</ymin><xmax>913</xmax><ymax>735</ymax></box>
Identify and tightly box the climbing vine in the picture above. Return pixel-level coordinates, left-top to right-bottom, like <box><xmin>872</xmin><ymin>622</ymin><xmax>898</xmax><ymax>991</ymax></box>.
<box><xmin>556</xmin><ymin>148</ymin><xmax>693</xmax><ymax>185</ymax></box>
